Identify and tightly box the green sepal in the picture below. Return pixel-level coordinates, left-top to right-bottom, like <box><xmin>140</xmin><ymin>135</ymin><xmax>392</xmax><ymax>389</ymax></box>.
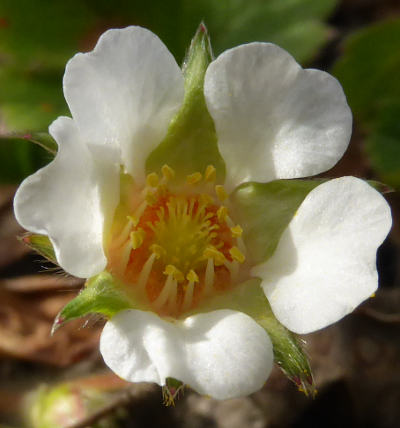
<box><xmin>146</xmin><ymin>23</ymin><xmax>225</xmax><ymax>182</ymax></box>
<box><xmin>162</xmin><ymin>378</ymin><xmax>185</xmax><ymax>406</ymax></box>
<box><xmin>231</xmin><ymin>179</ymin><xmax>323</xmax><ymax>265</ymax></box>
<box><xmin>52</xmin><ymin>272</ymin><xmax>134</xmax><ymax>334</ymax></box>
<box><xmin>20</xmin><ymin>233</ymin><xmax>57</xmax><ymax>264</ymax></box>
<box><xmin>193</xmin><ymin>279</ymin><xmax>315</xmax><ymax>396</ymax></box>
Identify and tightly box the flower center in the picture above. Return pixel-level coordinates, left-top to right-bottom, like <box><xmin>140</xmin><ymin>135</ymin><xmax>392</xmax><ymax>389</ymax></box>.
<box><xmin>107</xmin><ymin>165</ymin><xmax>248</xmax><ymax>317</ymax></box>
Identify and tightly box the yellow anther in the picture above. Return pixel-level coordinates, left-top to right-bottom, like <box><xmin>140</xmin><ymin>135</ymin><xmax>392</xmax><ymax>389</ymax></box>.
<box><xmin>186</xmin><ymin>270</ymin><xmax>199</xmax><ymax>283</ymax></box>
<box><xmin>146</xmin><ymin>172</ymin><xmax>159</xmax><ymax>187</ymax></box>
<box><xmin>370</xmin><ymin>292</ymin><xmax>376</xmax><ymax>298</ymax></box>
<box><xmin>204</xmin><ymin>165</ymin><xmax>216</xmax><ymax>182</ymax></box>
<box><xmin>130</xmin><ymin>228</ymin><xmax>145</xmax><ymax>250</ymax></box>
<box><xmin>215</xmin><ymin>185</ymin><xmax>228</xmax><ymax>202</ymax></box>
<box><xmin>187</xmin><ymin>172</ymin><xmax>203</xmax><ymax>185</ymax></box>
<box><xmin>163</xmin><ymin>264</ymin><xmax>184</xmax><ymax>282</ymax></box>
<box><xmin>229</xmin><ymin>246</ymin><xmax>245</xmax><ymax>263</ymax></box>
<box><xmin>203</xmin><ymin>246</ymin><xmax>226</xmax><ymax>266</ymax></box>
<box><xmin>150</xmin><ymin>244</ymin><xmax>166</xmax><ymax>259</ymax></box>
<box><xmin>199</xmin><ymin>193</ymin><xmax>214</xmax><ymax>205</ymax></box>
<box><xmin>217</xmin><ymin>206</ymin><xmax>228</xmax><ymax>223</ymax></box>
<box><xmin>161</xmin><ymin>164</ymin><xmax>175</xmax><ymax>181</ymax></box>
<box><xmin>145</xmin><ymin>190</ymin><xmax>157</xmax><ymax>205</ymax></box>
<box><xmin>127</xmin><ymin>215</ymin><xmax>139</xmax><ymax>227</ymax></box>
<box><xmin>231</xmin><ymin>225</ymin><xmax>243</xmax><ymax>238</ymax></box>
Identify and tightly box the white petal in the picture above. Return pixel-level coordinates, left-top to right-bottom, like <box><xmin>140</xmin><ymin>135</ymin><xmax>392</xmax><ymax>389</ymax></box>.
<box><xmin>14</xmin><ymin>117</ymin><xmax>120</xmax><ymax>278</ymax></box>
<box><xmin>252</xmin><ymin>177</ymin><xmax>392</xmax><ymax>334</ymax></box>
<box><xmin>204</xmin><ymin>43</ymin><xmax>352</xmax><ymax>191</ymax></box>
<box><xmin>64</xmin><ymin>26</ymin><xmax>184</xmax><ymax>183</ymax></box>
<box><xmin>100</xmin><ymin>309</ymin><xmax>273</xmax><ymax>399</ymax></box>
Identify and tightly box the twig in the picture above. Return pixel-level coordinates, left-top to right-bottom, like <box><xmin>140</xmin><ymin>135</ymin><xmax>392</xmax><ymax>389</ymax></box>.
<box><xmin>65</xmin><ymin>384</ymin><xmax>158</xmax><ymax>428</ymax></box>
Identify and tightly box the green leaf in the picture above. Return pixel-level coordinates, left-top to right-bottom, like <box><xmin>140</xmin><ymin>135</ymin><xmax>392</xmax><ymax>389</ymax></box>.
<box><xmin>146</xmin><ymin>24</ymin><xmax>225</xmax><ymax>182</ymax></box>
<box><xmin>0</xmin><ymin>135</ymin><xmax>53</xmax><ymax>183</ymax></box>
<box><xmin>20</xmin><ymin>233</ymin><xmax>57</xmax><ymax>264</ymax></box>
<box><xmin>231</xmin><ymin>179</ymin><xmax>323</xmax><ymax>265</ymax></box>
<box><xmin>194</xmin><ymin>279</ymin><xmax>315</xmax><ymax>395</ymax></box>
<box><xmin>333</xmin><ymin>19</ymin><xmax>400</xmax><ymax>188</ymax></box>
<box><xmin>333</xmin><ymin>18</ymin><xmax>400</xmax><ymax>123</ymax></box>
<box><xmin>0</xmin><ymin>0</ymin><xmax>93</xmax><ymax>67</ymax></box>
<box><xmin>52</xmin><ymin>272</ymin><xmax>135</xmax><ymax>333</ymax></box>
<box><xmin>0</xmin><ymin>0</ymin><xmax>337</xmax><ymax>135</ymax></box>
<box><xmin>199</xmin><ymin>0</ymin><xmax>337</xmax><ymax>64</ymax></box>
<box><xmin>0</xmin><ymin>67</ymin><xmax>68</xmax><ymax>132</ymax></box>
<box><xmin>365</xmin><ymin>102</ymin><xmax>400</xmax><ymax>189</ymax></box>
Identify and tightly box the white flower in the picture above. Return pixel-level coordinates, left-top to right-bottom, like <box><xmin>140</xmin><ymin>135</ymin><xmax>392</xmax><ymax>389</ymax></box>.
<box><xmin>14</xmin><ymin>26</ymin><xmax>392</xmax><ymax>400</ymax></box>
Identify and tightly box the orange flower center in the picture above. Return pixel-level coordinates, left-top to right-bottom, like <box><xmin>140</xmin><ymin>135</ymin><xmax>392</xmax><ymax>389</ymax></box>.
<box><xmin>107</xmin><ymin>165</ymin><xmax>248</xmax><ymax>317</ymax></box>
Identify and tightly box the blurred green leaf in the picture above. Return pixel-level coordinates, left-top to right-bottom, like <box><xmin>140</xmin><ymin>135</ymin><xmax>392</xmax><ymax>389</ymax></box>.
<box><xmin>0</xmin><ymin>135</ymin><xmax>53</xmax><ymax>183</ymax></box>
<box><xmin>366</xmin><ymin>102</ymin><xmax>400</xmax><ymax>188</ymax></box>
<box><xmin>333</xmin><ymin>18</ymin><xmax>400</xmax><ymax>188</ymax></box>
<box><xmin>195</xmin><ymin>0</ymin><xmax>338</xmax><ymax>63</ymax></box>
<box><xmin>333</xmin><ymin>18</ymin><xmax>400</xmax><ymax>122</ymax></box>
<box><xmin>0</xmin><ymin>67</ymin><xmax>67</xmax><ymax>132</ymax></box>
<box><xmin>0</xmin><ymin>0</ymin><xmax>337</xmax><ymax>136</ymax></box>
<box><xmin>231</xmin><ymin>179</ymin><xmax>323</xmax><ymax>265</ymax></box>
<box><xmin>0</xmin><ymin>0</ymin><xmax>93</xmax><ymax>66</ymax></box>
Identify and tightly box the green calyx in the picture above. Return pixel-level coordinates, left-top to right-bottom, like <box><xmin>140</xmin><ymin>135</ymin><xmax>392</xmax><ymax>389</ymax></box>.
<box><xmin>51</xmin><ymin>271</ymin><xmax>137</xmax><ymax>334</ymax></box>
<box><xmin>146</xmin><ymin>23</ymin><xmax>225</xmax><ymax>183</ymax></box>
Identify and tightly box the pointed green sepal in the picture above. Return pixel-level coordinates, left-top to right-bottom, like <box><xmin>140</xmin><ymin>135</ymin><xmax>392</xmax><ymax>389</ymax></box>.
<box><xmin>193</xmin><ymin>279</ymin><xmax>316</xmax><ymax>396</ymax></box>
<box><xmin>52</xmin><ymin>272</ymin><xmax>134</xmax><ymax>334</ymax></box>
<box><xmin>146</xmin><ymin>23</ymin><xmax>225</xmax><ymax>182</ymax></box>
<box><xmin>20</xmin><ymin>233</ymin><xmax>57</xmax><ymax>264</ymax></box>
<box><xmin>162</xmin><ymin>378</ymin><xmax>185</xmax><ymax>406</ymax></box>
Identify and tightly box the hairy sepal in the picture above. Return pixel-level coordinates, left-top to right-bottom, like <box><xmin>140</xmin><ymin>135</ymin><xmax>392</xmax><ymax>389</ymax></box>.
<box><xmin>146</xmin><ymin>23</ymin><xmax>225</xmax><ymax>182</ymax></box>
<box><xmin>51</xmin><ymin>272</ymin><xmax>134</xmax><ymax>334</ymax></box>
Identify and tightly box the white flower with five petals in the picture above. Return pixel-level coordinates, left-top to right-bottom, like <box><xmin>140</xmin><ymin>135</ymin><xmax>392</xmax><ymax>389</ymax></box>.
<box><xmin>14</xmin><ymin>26</ymin><xmax>391</xmax><ymax>400</ymax></box>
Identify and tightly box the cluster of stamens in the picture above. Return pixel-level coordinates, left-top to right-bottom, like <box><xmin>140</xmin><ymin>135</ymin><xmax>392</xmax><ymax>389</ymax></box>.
<box><xmin>107</xmin><ymin>165</ymin><xmax>248</xmax><ymax>317</ymax></box>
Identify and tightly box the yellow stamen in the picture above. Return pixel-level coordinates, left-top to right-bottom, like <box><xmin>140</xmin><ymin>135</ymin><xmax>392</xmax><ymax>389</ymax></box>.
<box><xmin>231</xmin><ymin>225</ymin><xmax>243</xmax><ymax>238</ymax></box>
<box><xmin>161</xmin><ymin>164</ymin><xmax>175</xmax><ymax>181</ymax></box>
<box><xmin>217</xmin><ymin>206</ymin><xmax>228</xmax><ymax>223</ymax></box>
<box><xmin>130</xmin><ymin>228</ymin><xmax>145</xmax><ymax>250</ymax></box>
<box><xmin>163</xmin><ymin>264</ymin><xmax>184</xmax><ymax>282</ymax></box>
<box><xmin>229</xmin><ymin>246</ymin><xmax>245</xmax><ymax>263</ymax></box>
<box><xmin>149</xmin><ymin>243</ymin><xmax>166</xmax><ymax>259</ymax></box>
<box><xmin>186</xmin><ymin>269</ymin><xmax>199</xmax><ymax>283</ymax></box>
<box><xmin>146</xmin><ymin>172</ymin><xmax>159</xmax><ymax>187</ymax></box>
<box><xmin>204</xmin><ymin>165</ymin><xmax>216</xmax><ymax>182</ymax></box>
<box><xmin>203</xmin><ymin>246</ymin><xmax>226</xmax><ymax>266</ymax></box>
<box><xmin>187</xmin><ymin>172</ymin><xmax>203</xmax><ymax>185</ymax></box>
<box><xmin>215</xmin><ymin>185</ymin><xmax>228</xmax><ymax>202</ymax></box>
